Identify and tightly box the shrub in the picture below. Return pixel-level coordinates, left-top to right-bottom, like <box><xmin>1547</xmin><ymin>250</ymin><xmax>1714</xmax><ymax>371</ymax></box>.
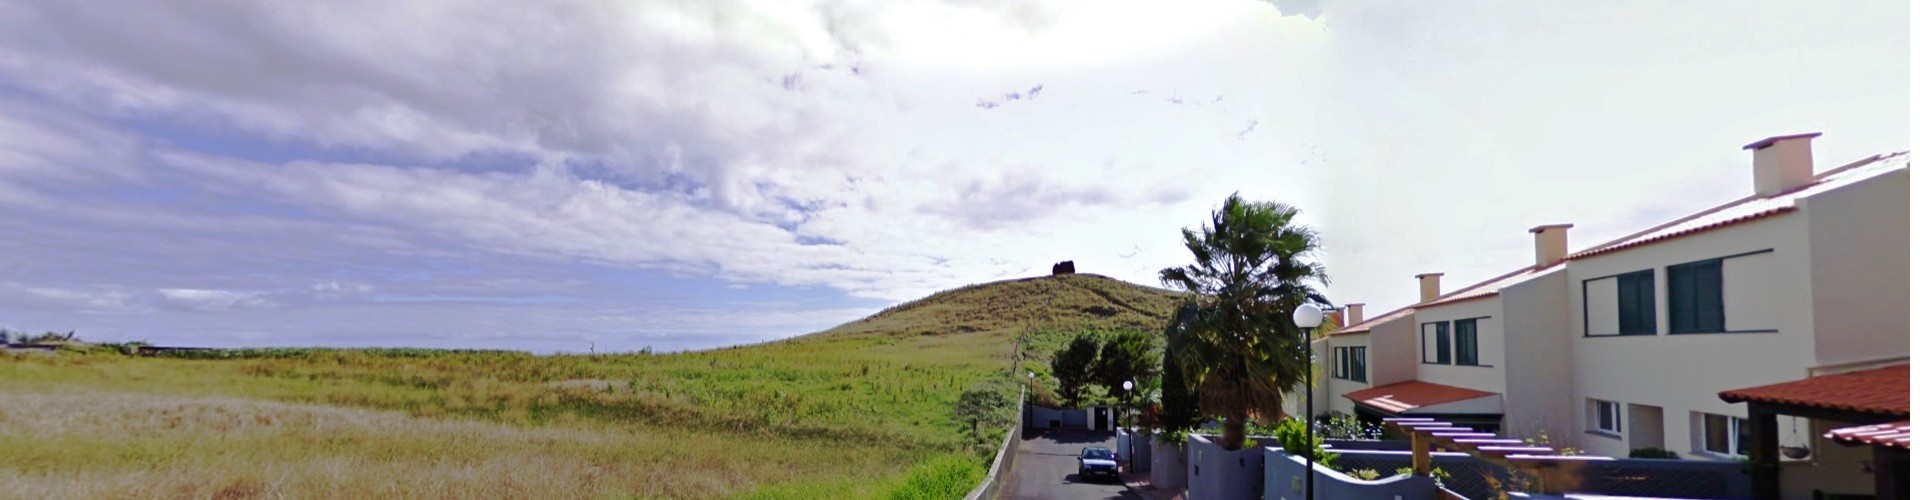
<box><xmin>1271</xmin><ymin>417</ymin><xmax>1338</xmax><ymax>469</ymax></box>
<box><xmin>1350</xmin><ymin>468</ymin><xmax>1380</xmax><ymax>481</ymax></box>
<box><xmin>886</xmin><ymin>454</ymin><xmax>983</xmax><ymax>500</ymax></box>
<box><xmin>1315</xmin><ymin>414</ymin><xmax>1383</xmax><ymax>440</ymax></box>
<box><xmin>1397</xmin><ymin>465</ymin><xmax>1451</xmax><ymax>485</ymax></box>
<box><xmin>1629</xmin><ymin>447</ymin><xmax>1679</xmax><ymax>459</ymax></box>
<box><xmin>955</xmin><ymin>382</ymin><xmax>1014</xmax><ymax>435</ymax></box>
<box><xmin>1050</xmin><ymin>334</ymin><xmax>1100</xmax><ymax>407</ymax></box>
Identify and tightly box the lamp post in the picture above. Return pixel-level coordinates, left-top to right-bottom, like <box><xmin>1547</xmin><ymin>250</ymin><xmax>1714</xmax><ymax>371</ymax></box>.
<box><xmin>1027</xmin><ymin>372</ymin><xmax>1036</xmax><ymax>429</ymax></box>
<box><xmin>1291</xmin><ymin>303</ymin><xmax>1327</xmax><ymax>500</ymax></box>
<box><xmin>1123</xmin><ymin>379</ymin><xmax>1135</xmax><ymax>471</ymax></box>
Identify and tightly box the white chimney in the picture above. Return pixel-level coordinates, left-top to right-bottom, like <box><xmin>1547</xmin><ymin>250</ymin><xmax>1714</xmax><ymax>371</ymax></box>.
<box><xmin>1530</xmin><ymin>224</ymin><xmax>1573</xmax><ymax>267</ymax></box>
<box><xmin>1416</xmin><ymin>273</ymin><xmax>1443</xmax><ymax>302</ymax></box>
<box><xmin>1345</xmin><ymin>303</ymin><xmax>1365</xmax><ymax>325</ymax></box>
<box><xmin>1742</xmin><ymin>132</ymin><xmax>1821</xmax><ymax>197</ymax></box>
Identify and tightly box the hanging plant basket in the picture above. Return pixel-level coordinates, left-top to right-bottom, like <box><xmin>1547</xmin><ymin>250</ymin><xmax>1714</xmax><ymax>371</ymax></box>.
<box><xmin>1780</xmin><ymin>446</ymin><xmax>1812</xmax><ymax>460</ymax></box>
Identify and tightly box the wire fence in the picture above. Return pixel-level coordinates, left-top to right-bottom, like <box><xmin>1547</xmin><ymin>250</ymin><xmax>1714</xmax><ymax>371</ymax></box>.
<box><xmin>1327</xmin><ymin>447</ymin><xmax>1749</xmax><ymax>499</ymax></box>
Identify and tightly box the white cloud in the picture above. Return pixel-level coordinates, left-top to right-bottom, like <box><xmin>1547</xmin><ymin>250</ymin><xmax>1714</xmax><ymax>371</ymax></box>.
<box><xmin>155</xmin><ymin>289</ymin><xmax>271</xmax><ymax>312</ymax></box>
<box><xmin>0</xmin><ymin>0</ymin><xmax>1901</xmax><ymax>351</ymax></box>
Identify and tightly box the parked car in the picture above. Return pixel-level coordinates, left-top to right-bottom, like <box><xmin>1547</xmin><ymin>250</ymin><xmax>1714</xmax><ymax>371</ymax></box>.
<box><xmin>1077</xmin><ymin>446</ymin><xmax>1118</xmax><ymax>482</ymax></box>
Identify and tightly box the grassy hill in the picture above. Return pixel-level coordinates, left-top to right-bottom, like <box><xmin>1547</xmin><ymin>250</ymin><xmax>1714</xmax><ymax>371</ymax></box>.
<box><xmin>0</xmin><ymin>273</ymin><xmax>1182</xmax><ymax>499</ymax></box>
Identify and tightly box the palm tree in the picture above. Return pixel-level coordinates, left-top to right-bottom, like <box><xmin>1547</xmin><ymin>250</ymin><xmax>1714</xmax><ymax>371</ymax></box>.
<box><xmin>1159</xmin><ymin>193</ymin><xmax>1330</xmax><ymax>450</ymax></box>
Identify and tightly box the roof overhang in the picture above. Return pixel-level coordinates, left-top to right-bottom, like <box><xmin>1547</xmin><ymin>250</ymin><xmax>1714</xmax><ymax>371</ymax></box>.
<box><xmin>1343</xmin><ymin>380</ymin><xmax>1502</xmax><ymax>416</ymax></box>
<box><xmin>1827</xmin><ymin>421</ymin><xmax>1911</xmax><ymax>450</ymax></box>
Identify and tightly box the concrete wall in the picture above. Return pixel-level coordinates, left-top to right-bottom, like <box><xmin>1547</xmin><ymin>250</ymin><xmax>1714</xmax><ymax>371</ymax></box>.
<box><xmin>1151</xmin><ymin>438</ymin><xmax>1189</xmax><ymax>490</ymax></box>
<box><xmin>1283</xmin><ymin>340</ymin><xmax>1335</xmax><ymax>419</ymax></box>
<box><xmin>1123</xmin><ymin>429</ymin><xmax>1153</xmax><ymax>472</ymax></box>
<box><xmin>1413</xmin><ymin>298</ymin><xmax>1506</xmax><ymax>396</ymax></box>
<box><xmin>1500</xmin><ymin>269</ymin><xmax>1576</xmax><ymax>445</ymax></box>
<box><xmin>1806</xmin><ymin>167</ymin><xmax>1910</xmax><ymax>366</ymax></box>
<box><xmin>1263</xmin><ymin>448</ymin><xmax>1435</xmax><ymax>500</ymax></box>
<box><xmin>1567</xmin><ymin>214</ymin><xmax>1818</xmax><ymax>459</ymax></box>
<box><xmin>1187</xmin><ymin>434</ymin><xmax>1268</xmax><ymax>500</ymax></box>
<box><xmin>1371</xmin><ymin>314</ymin><xmax>1421</xmax><ymax>386</ymax></box>
<box><xmin>1027</xmin><ymin>406</ymin><xmax>1067</xmax><ymax>428</ymax></box>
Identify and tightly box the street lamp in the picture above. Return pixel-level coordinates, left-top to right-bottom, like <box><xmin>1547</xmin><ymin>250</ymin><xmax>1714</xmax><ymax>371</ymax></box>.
<box><xmin>1027</xmin><ymin>372</ymin><xmax>1036</xmax><ymax>429</ymax></box>
<box><xmin>1123</xmin><ymin>379</ymin><xmax>1135</xmax><ymax>471</ymax></box>
<box><xmin>1291</xmin><ymin>303</ymin><xmax>1327</xmax><ymax>500</ymax></box>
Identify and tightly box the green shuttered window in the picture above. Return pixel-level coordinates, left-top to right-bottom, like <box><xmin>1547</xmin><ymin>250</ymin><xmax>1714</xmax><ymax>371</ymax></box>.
<box><xmin>1616</xmin><ymin>270</ymin><xmax>1656</xmax><ymax>335</ymax></box>
<box><xmin>1668</xmin><ymin>259</ymin><xmax>1725</xmax><ymax>333</ymax></box>
<box><xmin>1453</xmin><ymin>318</ymin><xmax>1479</xmax><ymax>366</ymax></box>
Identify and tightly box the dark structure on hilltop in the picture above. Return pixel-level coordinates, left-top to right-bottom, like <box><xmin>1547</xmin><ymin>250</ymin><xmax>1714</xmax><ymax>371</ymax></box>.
<box><xmin>1051</xmin><ymin>260</ymin><xmax>1076</xmax><ymax>275</ymax></box>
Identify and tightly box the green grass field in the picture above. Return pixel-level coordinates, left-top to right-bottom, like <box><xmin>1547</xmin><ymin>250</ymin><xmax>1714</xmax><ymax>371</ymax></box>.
<box><xmin>0</xmin><ymin>274</ymin><xmax>1181</xmax><ymax>499</ymax></box>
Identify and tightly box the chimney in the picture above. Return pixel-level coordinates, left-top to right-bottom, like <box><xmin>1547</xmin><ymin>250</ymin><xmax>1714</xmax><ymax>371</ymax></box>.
<box><xmin>1530</xmin><ymin>224</ymin><xmax>1573</xmax><ymax>267</ymax></box>
<box><xmin>1742</xmin><ymin>132</ymin><xmax>1821</xmax><ymax>196</ymax></box>
<box><xmin>1416</xmin><ymin>273</ymin><xmax>1443</xmax><ymax>302</ymax></box>
<box><xmin>1345</xmin><ymin>303</ymin><xmax>1365</xmax><ymax>325</ymax></box>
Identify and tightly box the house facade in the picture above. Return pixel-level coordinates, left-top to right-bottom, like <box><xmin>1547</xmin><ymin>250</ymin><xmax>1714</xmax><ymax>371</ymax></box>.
<box><xmin>1310</xmin><ymin>133</ymin><xmax>1909</xmax><ymax>498</ymax></box>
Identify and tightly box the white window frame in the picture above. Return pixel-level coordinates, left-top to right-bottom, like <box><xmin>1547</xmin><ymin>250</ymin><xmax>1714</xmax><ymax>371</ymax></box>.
<box><xmin>1692</xmin><ymin>412</ymin><xmax>1748</xmax><ymax>458</ymax></box>
<box><xmin>1589</xmin><ymin>399</ymin><xmax>1622</xmax><ymax>436</ymax></box>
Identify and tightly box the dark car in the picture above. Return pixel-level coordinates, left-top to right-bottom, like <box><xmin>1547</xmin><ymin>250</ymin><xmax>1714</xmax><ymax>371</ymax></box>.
<box><xmin>1077</xmin><ymin>446</ymin><xmax>1119</xmax><ymax>482</ymax></box>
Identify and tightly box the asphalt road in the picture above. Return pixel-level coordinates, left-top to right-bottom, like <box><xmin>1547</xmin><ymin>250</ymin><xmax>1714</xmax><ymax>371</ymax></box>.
<box><xmin>997</xmin><ymin>428</ymin><xmax>1141</xmax><ymax>500</ymax></box>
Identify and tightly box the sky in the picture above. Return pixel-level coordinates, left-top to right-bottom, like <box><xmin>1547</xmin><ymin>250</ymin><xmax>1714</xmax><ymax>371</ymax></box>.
<box><xmin>0</xmin><ymin>1</ymin><xmax>1907</xmax><ymax>352</ymax></box>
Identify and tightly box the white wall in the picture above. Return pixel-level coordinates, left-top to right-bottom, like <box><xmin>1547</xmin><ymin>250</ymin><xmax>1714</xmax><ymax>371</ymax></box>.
<box><xmin>1779</xmin><ymin>420</ymin><xmax>1879</xmax><ymax>500</ymax></box>
<box><xmin>1370</xmin><ymin>315</ymin><xmax>1420</xmax><ymax>386</ymax></box>
<box><xmin>1500</xmin><ymin>270</ymin><xmax>1576</xmax><ymax>444</ymax></box>
<box><xmin>1283</xmin><ymin>341</ymin><xmax>1334</xmax><ymax>420</ymax></box>
<box><xmin>1806</xmin><ymin>167</ymin><xmax>1911</xmax><ymax>365</ymax></box>
<box><xmin>1324</xmin><ymin>333</ymin><xmax>1372</xmax><ymax>416</ymax></box>
<box><xmin>1568</xmin><ymin>213</ymin><xmax>1817</xmax><ymax>459</ymax></box>
<box><xmin>1413</xmin><ymin>298</ymin><xmax>1506</xmax><ymax>396</ymax></box>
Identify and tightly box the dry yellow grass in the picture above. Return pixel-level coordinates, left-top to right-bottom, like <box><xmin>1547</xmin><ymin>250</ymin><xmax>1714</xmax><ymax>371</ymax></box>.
<box><xmin>0</xmin><ymin>389</ymin><xmax>911</xmax><ymax>499</ymax></box>
<box><xmin>0</xmin><ymin>273</ymin><xmax>1184</xmax><ymax>499</ymax></box>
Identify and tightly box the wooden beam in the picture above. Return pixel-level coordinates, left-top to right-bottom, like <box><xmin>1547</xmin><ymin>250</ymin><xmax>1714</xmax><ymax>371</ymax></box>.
<box><xmin>1411</xmin><ymin>428</ymin><xmax>1432</xmax><ymax>477</ymax></box>
<box><xmin>1450</xmin><ymin>438</ymin><xmax>1526</xmax><ymax>446</ymax></box>
<box><xmin>1429</xmin><ymin>432</ymin><xmax>1497</xmax><ymax>439</ymax></box>
<box><xmin>1748</xmin><ymin>405</ymin><xmax>1781</xmax><ymax>500</ymax></box>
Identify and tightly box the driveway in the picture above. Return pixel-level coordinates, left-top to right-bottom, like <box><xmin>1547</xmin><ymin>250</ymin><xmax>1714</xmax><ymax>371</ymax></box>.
<box><xmin>997</xmin><ymin>428</ymin><xmax>1141</xmax><ymax>500</ymax></box>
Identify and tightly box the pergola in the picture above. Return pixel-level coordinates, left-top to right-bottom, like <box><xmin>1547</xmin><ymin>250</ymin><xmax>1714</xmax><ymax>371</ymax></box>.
<box><xmin>1826</xmin><ymin>420</ymin><xmax>1910</xmax><ymax>499</ymax></box>
<box><xmin>1718</xmin><ymin>364</ymin><xmax>1909</xmax><ymax>500</ymax></box>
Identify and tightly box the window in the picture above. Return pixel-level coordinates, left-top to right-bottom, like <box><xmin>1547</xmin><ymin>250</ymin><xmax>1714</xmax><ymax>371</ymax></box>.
<box><xmin>1694</xmin><ymin>412</ymin><xmax>1749</xmax><ymax>458</ymax></box>
<box><xmin>1453</xmin><ymin>319</ymin><xmax>1480</xmax><ymax>365</ymax></box>
<box><xmin>1423</xmin><ymin>320</ymin><xmax>1486</xmax><ymax>366</ymax></box>
<box><xmin>1350</xmin><ymin>347</ymin><xmax>1367</xmax><ymax>382</ymax></box>
<box><xmin>1423</xmin><ymin>322</ymin><xmax>1452</xmax><ymax>364</ymax></box>
<box><xmin>1669</xmin><ymin>259</ymin><xmax>1725</xmax><ymax>333</ymax></box>
<box><xmin>1589</xmin><ymin>399</ymin><xmax>1621</xmax><ymax>435</ymax></box>
<box><xmin>1332</xmin><ymin>346</ymin><xmax>1367</xmax><ymax>382</ymax></box>
<box><xmin>1616</xmin><ymin>270</ymin><xmax>1656</xmax><ymax>335</ymax></box>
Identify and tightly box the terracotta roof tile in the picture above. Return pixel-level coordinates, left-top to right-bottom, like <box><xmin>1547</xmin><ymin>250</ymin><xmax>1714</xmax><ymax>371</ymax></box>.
<box><xmin>1718</xmin><ymin>364</ymin><xmax>1909</xmax><ymax>416</ymax></box>
<box><xmin>1343</xmin><ymin>380</ymin><xmax>1499</xmax><ymax>415</ymax></box>
<box><xmin>1826</xmin><ymin>421</ymin><xmax>1910</xmax><ymax>449</ymax></box>
<box><xmin>1331</xmin><ymin>306</ymin><xmax>1413</xmax><ymax>336</ymax></box>
<box><xmin>1571</xmin><ymin>152</ymin><xmax>1908</xmax><ymax>261</ymax></box>
<box><xmin>1412</xmin><ymin>263</ymin><xmax>1565</xmax><ymax>310</ymax></box>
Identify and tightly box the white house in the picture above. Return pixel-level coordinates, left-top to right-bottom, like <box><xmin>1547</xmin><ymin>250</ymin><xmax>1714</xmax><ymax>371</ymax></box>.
<box><xmin>1559</xmin><ymin>133</ymin><xmax>1908</xmax><ymax>499</ymax></box>
<box><xmin>1314</xmin><ymin>132</ymin><xmax>1908</xmax><ymax>499</ymax></box>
